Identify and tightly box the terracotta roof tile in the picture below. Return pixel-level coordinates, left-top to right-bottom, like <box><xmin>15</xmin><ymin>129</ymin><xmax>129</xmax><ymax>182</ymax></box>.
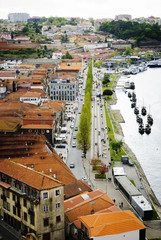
<box><xmin>0</xmin><ymin>159</ymin><xmax>62</xmax><ymax>190</ymax></box>
<box><xmin>0</xmin><ymin>117</ymin><xmax>22</xmax><ymax>131</ymax></box>
<box><xmin>78</xmin><ymin>211</ymin><xmax>146</xmax><ymax>237</ymax></box>
<box><xmin>0</xmin><ymin>133</ymin><xmax>91</xmax><ymax>199</ymax></box>
<box><xmin>64</xmin><ymin>189</ymin><xmax>116</xmax><ymax>222</ymax></box>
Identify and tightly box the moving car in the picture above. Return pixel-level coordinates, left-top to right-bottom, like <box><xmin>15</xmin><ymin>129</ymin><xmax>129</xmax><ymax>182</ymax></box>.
<box><xmin>69</xmin><ymin>162</ymin><xmax>75</xmax><ymax>168</ymax></box>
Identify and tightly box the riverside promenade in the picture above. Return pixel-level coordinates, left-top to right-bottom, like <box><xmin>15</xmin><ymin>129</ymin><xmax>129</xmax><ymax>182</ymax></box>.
<box><xmin>83</xmin><ymin>75</ymin><xmax>161</xmax><ymax>239</ymax></box>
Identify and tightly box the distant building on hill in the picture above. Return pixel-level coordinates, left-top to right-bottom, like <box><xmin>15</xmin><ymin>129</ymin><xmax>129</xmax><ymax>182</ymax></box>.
<box><xmin>115</xmin><ymin>14</ymin><xmax>132</xmax><ymax>21</ymax></box>
<box><xmin>8</xmin><ymin>13</ymin><xmax>30</xmax><ymax>22</ymax></box>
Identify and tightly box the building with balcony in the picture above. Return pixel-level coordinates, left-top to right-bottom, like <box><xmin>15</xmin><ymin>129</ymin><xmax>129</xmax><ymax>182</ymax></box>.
<box><xmin>0</xmin><ymin>159</ymin><xmax>65</xmax><ymax>240</ymax></box>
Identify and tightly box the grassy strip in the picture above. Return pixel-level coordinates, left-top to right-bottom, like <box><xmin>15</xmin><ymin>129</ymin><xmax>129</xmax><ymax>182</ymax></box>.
<box><xmin>103</xmin><ymin>74</ymin><xmax>126</xmax><ymax>162</ymax></box>
<box><xmin>152</xmin><ymin>204</ymin><xmax>160</xmax><ymax>220</ymax></box>
<box><xmin>130</xmin><ymin>180</ymin><xmax>136</xmax><ymax>187</ymax></box>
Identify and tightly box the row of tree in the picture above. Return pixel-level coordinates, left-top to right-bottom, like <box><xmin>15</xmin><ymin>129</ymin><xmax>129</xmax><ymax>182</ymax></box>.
<box><xmin>99</xmin><ymin>20</ymin><xmax>161</xmax><ymax>45</ymax></box>
<box><xmin>77</xmin><ymin>61</ymin><xmax>93</xmax><ymax>156</ymax></box>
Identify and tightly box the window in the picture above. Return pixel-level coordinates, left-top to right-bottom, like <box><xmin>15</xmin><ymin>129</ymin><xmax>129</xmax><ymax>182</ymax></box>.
<box><xmin>56</xmin><ymin>202</ymin><xmax>60</xmax><ymax>208</ymax></box>
<box><xmin>6</xmin><ymin>190</ymin><xmax>9</xmax><ymax>198</ymax></box>
<box><xmin>3</xmin><ymin>201</ymin><xmax>7</xmax><ymax>209</ymax></box>
<box><xmin>56</xmin><ymin>215</ymin><xmax>61</xmax><ymax>223</ymax></box>
<box><xmin>42</xmin><ymin>192</ymin><xmax>49</xmax><ymax>200</ymax></box>
<box><xmin>13</xmin><ymin>206</ymin><xmax>16</xmax><ymax>215</ymax></box>
<box><xmin>55</xmin><ymin>189</ymin><xmax>60</xmax><ymax>197</ymax></box>
<box><xmin>24</xmin><ymin>199</ymin><xmax>27</xmax><ymax>207</ymax></box>
<box><xmin>44</xmin><ymin>218</ymin><xmax>49</xmax><ymax>227</ymax></box>
<box><xmin>30</xmin><ymin>215</ymin><xmax>35</xmax><ymax>226</ymax></box>
<box><xmin>12</xmin><ymin>193</ymin><xmax>16</xmax><ymax>201</ymax></box>
<box><xmin>7</xmin><ymin>202</ymin><xmax>10</xmax><ymax>211</ymax></box>
<box><xmin>24</xmin><ymin>212</ymin><xmax>27</xmax><ymax>221</ymax></box>
<box><xmin>43</xmin><ymin>205</ymin><xmax>49</xmax><ymax>212</ymax></box>
<box><xmin>18</xmin><ymin>208</ymin><xmax>21</xmax><ymax>218</ymax></box>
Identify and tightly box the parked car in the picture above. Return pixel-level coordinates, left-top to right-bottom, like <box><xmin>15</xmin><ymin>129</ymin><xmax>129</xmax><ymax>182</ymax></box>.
<box><xmin>55</xmin><ymin>145</ymin><xmax>66</xmax><ymax>148</ymax></box>
<box><xmin>72</xmin><ymin>142</ymin><xmax>76</xmax><ymax>147</ymax></box>
<box><xmin>75</xmin><ymin>127</ymin><xmax>78</xmax><ymax>131</ymax></box>
<box><xmin>69</xmin><ymin>162</ymin><xmax>75</xmax><ymax>168</ymax></box>
<box><xmin>81</xmin><ymin>176</ymin><xmax>87</xmax><ymax>181</ymax></box>
<box><xmin>73</xmin><ymin>134</ymin><xmax>77</xmax><ymax>139</ymax></box>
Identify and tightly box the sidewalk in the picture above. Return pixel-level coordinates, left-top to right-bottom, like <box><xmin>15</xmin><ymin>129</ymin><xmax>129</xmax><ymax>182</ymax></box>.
<box><xmin>83</xmin><ymin>150</ymin><xmax>161</xmax><ymax>239</ymax></box>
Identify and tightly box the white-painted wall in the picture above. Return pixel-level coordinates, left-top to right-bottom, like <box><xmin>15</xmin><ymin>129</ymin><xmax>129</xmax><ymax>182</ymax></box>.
<box><xmin>93</xmin><ymin>230</ymin><xmax>139</xmax><ymax>240</ymax></box>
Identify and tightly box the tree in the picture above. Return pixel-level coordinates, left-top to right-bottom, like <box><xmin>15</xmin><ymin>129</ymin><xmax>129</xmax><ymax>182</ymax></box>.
<box><xmin>125</xmin><ymin>46</ymin><xmax>132</xmax><ymax>56</ymax></box>
<box><xmin>103</xmin><ymin>89</ymin><xmax>113</xmax><ymax>96</ymax></box>
<box><xmin>77</xmin><ymin>105</ymin><xmax>90</xmax><ymax>156</ymax></box>
<box><xmin>62</xmin><ymin>51</ymin><xmax>73</xmax><ymax>59</ymax></box>
<box><xmin>61</xmin><ymin>34</ymin><xmax>68</xmax><ymax>43</ymax></box>
<box><xmin>22</xmin><ymin>26</ymin><xmax>29</xmax><ymax>33</ymax></box>
<box><xmin>104</xmin><ymin>73</ymin><xmax>110</xmax><ymax>82</ymax></box>
<box><xmin>111</xmin><ymin>140</ymin><xmax>123</xmax><ymax>153</ymax></box>
<box><xmin>77</xmin><ymin>61</ymin><xmax>93</xmax><ymax>156</ymax></box>
<box><xmin>98</xmin><ymin>163</ymin><xmax>107</xmax><ymax>175</ymax></box>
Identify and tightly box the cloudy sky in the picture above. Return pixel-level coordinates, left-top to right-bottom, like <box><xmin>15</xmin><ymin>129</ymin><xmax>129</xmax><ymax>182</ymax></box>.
<box><xmin>1</xmin><ymin>0</ymin><xmax>161</xmax><ymax>20</ymax></box>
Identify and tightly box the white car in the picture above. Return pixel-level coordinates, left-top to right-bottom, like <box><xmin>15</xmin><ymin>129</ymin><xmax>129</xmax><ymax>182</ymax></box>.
<box><xmin>81</xmin><ymin>176</ymin><xmax>87</xmax><ymax>181</ymax></box>
<box><xmin>72</xmin><ymin>142</ymin><xmax>76</xmax><ymax>147</ymax></box>
<box><xmin>69</xmin><ymin>162</ymin><xmax>75</xmax><ymax>168</ymax></box>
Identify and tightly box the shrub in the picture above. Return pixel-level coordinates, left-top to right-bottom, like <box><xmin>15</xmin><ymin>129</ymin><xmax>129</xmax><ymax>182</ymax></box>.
<box><xmin>95</xmin><ymin>174</ymin><xmax>106</xmax><ymax>179</ymax></box>
<box><xmin>103</xmin><ymin>89</ymin><xmax>113</xmax><ymax>96</ymax></box>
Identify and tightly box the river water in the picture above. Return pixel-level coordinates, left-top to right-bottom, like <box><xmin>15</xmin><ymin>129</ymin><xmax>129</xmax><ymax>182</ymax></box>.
<box><xmin>112</xmin><ymin>67</ymin><xmax>161</xmax><ymax>204</ymax></box>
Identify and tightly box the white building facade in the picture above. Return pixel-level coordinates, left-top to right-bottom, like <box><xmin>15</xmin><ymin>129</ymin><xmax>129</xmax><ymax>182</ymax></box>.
<box><xmin>49</xmin><ymin>79</ymin><xmax>77</xmax><ymax>101</ymax></box>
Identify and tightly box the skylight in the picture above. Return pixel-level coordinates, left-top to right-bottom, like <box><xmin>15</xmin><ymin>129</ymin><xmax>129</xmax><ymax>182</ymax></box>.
<box><xmin>81</xmin><ymin>194</ymin><xmax>89</xmax><ymax>200</ymax></box>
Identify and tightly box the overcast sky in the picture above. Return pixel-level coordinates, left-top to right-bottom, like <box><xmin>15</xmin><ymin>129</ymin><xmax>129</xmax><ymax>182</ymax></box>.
<box><xmin>1</xmin><ymin>0</ymin><xmax>161</xmax><ymax>20</ymax></box>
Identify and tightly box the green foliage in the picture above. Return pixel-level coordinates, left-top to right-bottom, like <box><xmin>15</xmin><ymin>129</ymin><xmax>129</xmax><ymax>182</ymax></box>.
<box><xmin>62</xmin><ymin>51</ymin><xmax>73</xmax><ymax>59</ymax></box>
<box><xmin>111</xmin><ymin>140</ymin><xmax>123</xmax><ymax>153</ymax></box>
<box><xmin>94</xmin><ymin>60</ymin><xmax>104</xmax><ymax>68</ymax></box>
<box><xmin>99</xmin><ymin>20</ymin><xmax>161</xmax><ymax>44</ymax></box>
<box><xmin>151</xmin><ymin>205</ymin><xmax>160</xmax><ymax>220</ymax></box>
<box><xmin>92</xmin><ymin>165</ymin><xmax>102</xmax><ymax>171</ymax></box>
<box><xmin>90</xmin><ymin>18</ymin><xmax>95</xmax><ymax>26</ymax></box>
<box><xmin>125</xmin><ymin>46</ymin><xmax>133</xmax><ymax>56</ymax></box>
<box><xmin>77</xmin><ymin>105</ymin><xmax>90</xmax><ymax>154</ymax></box>
<box><xmin>130</xmin><ymin>180</ymin><xmax>136</xmax><ymax>187</ymax></box>
<box><xmin>95</xmin><ymin>174</ymin><xmax>106</xmax><ymax>179</ymax></box>
<box><xmin>103</xmin><ymin>89</ymin><xmax>113</xmax><ymax>96</ymax></box>
<box><xmin>61</xmin><ymin>34</ymin><xmax>68</xmax><ymax>43</ymax></box>
<box><xmin>77</xmin><ymin>61</ymin><xmax>93</xmax><ymax>154</ymax></box>
<box><xmin>104</xmin><ymin>73</ymin><xmax>110</xmax><ymax>82</ymax></box>
<box><xmin>102</xmin><ymin>80</ymin><xmax>108</xmax><ymax>85</ymax></box>
<box><xmin>22</xmin><ymin>26</ymin><xmax>29</xmax><ymax>33</ymax></box>
<box><xmin>40</xmin><ymin>17</ymin><xmax>47</xmax><ymax>23</ymax></box>
<box><xmin>47</xmin><ymin>17</ymin><xmax>68</xmax><ymax>26</ymax></box>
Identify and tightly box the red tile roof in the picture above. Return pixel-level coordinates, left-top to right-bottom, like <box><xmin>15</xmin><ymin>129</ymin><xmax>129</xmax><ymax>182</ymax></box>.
<box><xmin>64</xmin><ymin>189</ymin><xmax>116</xmax><ymax>222</ymax></box>
<box><xmin>0</xmin><ymin>159</ymin><xmax>63</xmax><ymax>190</ymax></box>
<box><xmin>78</xmin><ymin>211</ymin><xmax>146</xmax><ymax>237</ymax></box>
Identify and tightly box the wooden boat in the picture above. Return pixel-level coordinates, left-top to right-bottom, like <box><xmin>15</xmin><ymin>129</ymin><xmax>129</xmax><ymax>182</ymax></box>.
<box><xmin>134</xmin><ymin>107</ymin><xmax>139</xmax><ymax>115</ymax></box>
<box><xmin>139</xmin><ymin>125</ymin><xmax>144</xmax><ymax>134</ymax></box>
<box><xmin>130</xmin><ymin>82</ymin><xmax>135</xmax><ymax>90</ymax></box>
<box><xmin>136</xmin><ymin>115</ymin><xmax>143</xmax><ymax>124</ymax></box>
<box><xmin>141</xmin><ymin>106</ymin><xmax>147</xmax><ymax>116</ymax></box>
<box><xmin>131</xmin><ymin>102</ymin><xmax>136</xmax><ymax>108</ymax></box>
<box><xmin>147</xmin><ymin>114</ymin><xmax>153</xmax><ymax>125</ymax></box>
<box><xmin>145</xmin><ymin>124</ymin><xmax>151</xmax><ymax>134</ymax></box>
